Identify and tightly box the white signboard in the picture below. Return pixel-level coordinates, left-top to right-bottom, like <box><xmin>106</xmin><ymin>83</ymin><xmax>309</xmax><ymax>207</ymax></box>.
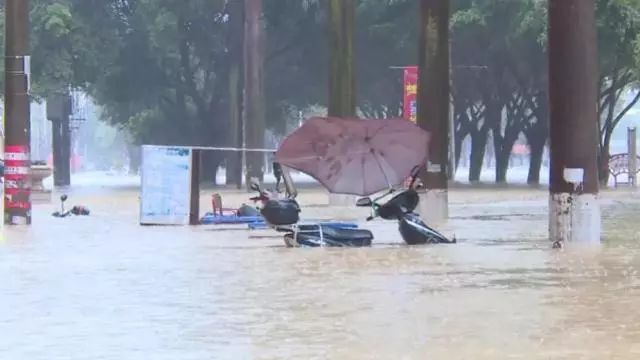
<box><xmin>140</xmin><ymin>145</ymin><xmax>193</xmax><ymax>225</ymax></box>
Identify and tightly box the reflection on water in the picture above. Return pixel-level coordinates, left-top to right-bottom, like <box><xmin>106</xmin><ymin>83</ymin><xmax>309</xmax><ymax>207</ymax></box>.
<box><xmin>1</xmin><ymin>187</ymin><xmax>640</xmax><ymax>359</ymax></box>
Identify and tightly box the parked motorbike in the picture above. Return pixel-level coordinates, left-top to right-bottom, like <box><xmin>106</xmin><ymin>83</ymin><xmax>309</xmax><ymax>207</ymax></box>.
<box><xmin>52</xmin><ymin>194</ymin><xmax>91</xmax><ymax>218</ymax></box>
<box><xmin>356</xmin><ymin>167</ymin><xmax>456</xmax><ymax>245</ymax></box>
<box><xmin>249</xmin><ymin>182</ymin><xmax>373</xmax><ymax>248</ymax></box>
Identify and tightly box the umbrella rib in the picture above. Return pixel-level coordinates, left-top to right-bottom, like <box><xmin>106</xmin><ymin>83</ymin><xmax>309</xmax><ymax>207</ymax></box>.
<box><xmin>279</xmin><ymin>154</ymin><xmax>325</xmax><ymax>162</ymax></box>
<box><xmin>367</xmin><ymin>124</ymin><xmax>426</xmax><ymax>191</ymax></box>
<box><xmin>369</xmin><ymin>122</ymin><xmax>391</xmax><ymax>139</ymax></box>
<box><xmin>373</xmin><ymin>152</ymin><xmax>392</xmax><ymax>190</ymax></box>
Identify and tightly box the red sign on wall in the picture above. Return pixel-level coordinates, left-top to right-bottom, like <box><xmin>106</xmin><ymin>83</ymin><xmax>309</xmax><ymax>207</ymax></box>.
<box><xmin>403</xmin><ymin>66</ymin><xmax>418</xmax><ymax>123</ymax></box>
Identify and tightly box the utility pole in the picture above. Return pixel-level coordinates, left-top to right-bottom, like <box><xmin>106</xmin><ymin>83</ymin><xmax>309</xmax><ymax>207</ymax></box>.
<box><xmin>548</xmin><ymin>0</ymin><xmax>600</xmax><ymax>246</ymax></box>
<box><xmin>243</xmin><ymin>0</ymin><xmax>265</xmax><ymax>188</ymax></box>
<box><xmin>416</xmin><ymin>0</ymin><xmax>450</xmax><ymax>224</ymax></box>
<box><xmin>4</xmin><ymin>0</ymin><xmax>32</xmax><ymax>225</ymax></box>
<box><xmin>227</xmin><ymin>0</ymin><xmax>245</xmax><ymax>189</ymax></box>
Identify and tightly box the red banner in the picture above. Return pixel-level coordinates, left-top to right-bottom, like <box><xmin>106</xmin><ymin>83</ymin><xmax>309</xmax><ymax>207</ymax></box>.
<box><xmin>402</xmin><ymin>66</ymin><xmax>419</xmax><ymax>188</ymax></box>
<box><xmin>403</xmin><ymin>66</ymin><xmax>418</xmax><ymax>123</ymax></box>
<box><xmin>5</xmin><ymin>145</ymin><xmax>31</xmax><ymax>211</ymax></box>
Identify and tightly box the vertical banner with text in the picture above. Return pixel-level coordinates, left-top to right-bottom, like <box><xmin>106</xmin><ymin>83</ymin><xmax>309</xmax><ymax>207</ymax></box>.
<box><xmin>4</xmin><ymin>145</ymin><xmax>31</xmax><ymax>224</ymax></box>
<box><xmin>403</xmin><ymin>66</ymin><xmax>419</xmax><ymax>187</ymax></box>
<box><xmin>403</xmin><ymin>66</ymin><xmax>418</xmax><ymax>123</ymax></box>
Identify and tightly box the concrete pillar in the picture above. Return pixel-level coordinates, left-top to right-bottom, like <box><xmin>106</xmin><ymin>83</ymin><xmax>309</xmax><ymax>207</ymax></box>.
<box><xmin>415</xmin><ymin>0</ymin><xmax>450</xmax><ymax>224</ymax></box>
<box><xmin>548</xmin><ymin>0</ymin><xmax>601</xmax><ymax>246</ymax></box>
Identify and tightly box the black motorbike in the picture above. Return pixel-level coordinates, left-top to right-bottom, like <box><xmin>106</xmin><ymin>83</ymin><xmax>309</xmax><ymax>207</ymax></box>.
<box><xmin>249</xmin><ymin>182</ymin><xmax>373</xmax><ymax>248</ymax></box>
<box><xmin>356</xmin><ymin>167</ymin><xmax>456</xmax><ymax>245</ymax></box>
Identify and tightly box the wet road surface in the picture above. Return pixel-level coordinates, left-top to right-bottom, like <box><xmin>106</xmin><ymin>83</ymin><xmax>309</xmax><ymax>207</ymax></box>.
<box><xmin>1</xmin><ymin>180</ymin><xmax>640</xmax><ymax>359</ymax></box>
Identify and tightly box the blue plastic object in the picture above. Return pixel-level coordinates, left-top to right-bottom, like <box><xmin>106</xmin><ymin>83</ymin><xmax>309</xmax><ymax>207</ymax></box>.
<box><xmin>200</xmin><ymin>213</ymin><xmax>263</xmax><ymax>225</ymax></box>
<box><xmin>248</xmin><ymin>221</ymin><xmax>359</xmax><ymax>230</ymax></box>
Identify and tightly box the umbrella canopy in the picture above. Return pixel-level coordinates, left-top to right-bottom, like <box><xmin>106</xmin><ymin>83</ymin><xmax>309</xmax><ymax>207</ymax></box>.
<box><xmin>276</xmin><ymin>116</ymin><xmax>431</xmax><ymax>196</ymax></box>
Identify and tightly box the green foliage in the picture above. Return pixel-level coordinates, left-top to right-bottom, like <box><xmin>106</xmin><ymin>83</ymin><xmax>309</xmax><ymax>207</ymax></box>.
<box><xmin>449</xmin><ymin>0</ymin><xmax>640</xmax><ymax>184</ymax></box>
<box><xmin>81</xmin><ymin>0</ymin><xmax>231</xmax><ymax>148</ymax></box>
<box><xmin>4</xmin><ymin>0</ymin><xmax>640</xmax><ymax>184</ymax></box>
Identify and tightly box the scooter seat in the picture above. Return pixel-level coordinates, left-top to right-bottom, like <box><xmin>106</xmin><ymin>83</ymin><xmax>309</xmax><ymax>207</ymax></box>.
<box><xmin>320</xmin><ymin>226</ymin><xmax>373</xmax><ymax>241</ymax></box>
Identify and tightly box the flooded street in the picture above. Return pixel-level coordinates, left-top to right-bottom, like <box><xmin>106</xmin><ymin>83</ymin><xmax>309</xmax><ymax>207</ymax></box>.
<box><xmin>2</xmin><ymin>176</ymin><xmax>640</xmax><ymax>359</ymax></box>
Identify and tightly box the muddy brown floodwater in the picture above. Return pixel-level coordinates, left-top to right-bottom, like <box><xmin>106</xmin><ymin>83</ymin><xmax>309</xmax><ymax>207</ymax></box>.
<box><xmin>1</xmin><ymin>183</ymin><xmax>640</xmax><ymax>359</ymax></box>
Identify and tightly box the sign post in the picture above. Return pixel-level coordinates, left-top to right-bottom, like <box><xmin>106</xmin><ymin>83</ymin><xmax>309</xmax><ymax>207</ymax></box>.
<box><xmin>139</xmin><ymin>145</ymin><xmax>194</xmax><ymax>226</ymax></box>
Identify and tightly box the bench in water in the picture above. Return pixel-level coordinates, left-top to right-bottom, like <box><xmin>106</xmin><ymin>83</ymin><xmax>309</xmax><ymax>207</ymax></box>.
<box><xmin>608</xmin><ymin>153</ymin><xmax>640</xmax><ymax>187</ymax></box>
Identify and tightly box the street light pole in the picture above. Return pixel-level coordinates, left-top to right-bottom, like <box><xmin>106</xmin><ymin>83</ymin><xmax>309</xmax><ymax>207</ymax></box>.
<box><xmin>4</xmin><ymin>0</ymin><xmax>32</xmax><ymax>225</ymax></box>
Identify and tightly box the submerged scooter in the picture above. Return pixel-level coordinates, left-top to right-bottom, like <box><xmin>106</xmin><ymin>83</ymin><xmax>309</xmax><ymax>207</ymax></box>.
<box><xmin>249</xmin><ymin>181</ymin><xmax>373</xmax><ymax>248</ymax></box>
<box><xmin>356</xmin><ymin>166</ymin><xmax>456</xmax><ymax>245</ymax></box>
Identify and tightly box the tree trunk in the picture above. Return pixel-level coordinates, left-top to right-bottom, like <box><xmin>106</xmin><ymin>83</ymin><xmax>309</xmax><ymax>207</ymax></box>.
<box><xmin>48</xmin><ymin>94</ymin><xmax>72</xmax><ymax>187</ymax></box>
<box><xmin>454</xmin><ymin>110</ymin><xmax>469</xmax><ymax>170</ymax></box>
<box><xmin>548</xmin><ymin>0</ymin><xmax>600</xmax><ymax>245</ymax></box>
<box><xmin>469</xmin><ymin>130</ymin><xmax>487</xmax><ymax>182</ymax></box>
<box><xmin>494</xmin><ymin>127</ymin><xmax>520</xmax><ymax>184</ymax></box>
<box><xmin>495</xmin><ymin>146</ymin><xmax>510</xmax><ymax>184</ymax></box>
<box><xmin>598</xmin><ymin>140</ymin><xmax>611</xmax><ymax>186</ymax></box>
<box><xmin>454</xmin><ymin>133</ymin><xmax>464</xmax><ymax>170</ymax></box>
<box><xmin>244</xmin><ymin>0</ymin><xmax>266</xmax><ymax>184</ymax></box>
<box><xmin>127</xmin><ymin>144</ymin><xmax>141</xmax><ymax>174</ymax></box>
<box><xmin>226</xmin><ymin>0</ymin><xmax>244</xmax><ymax>188</ymax></box>
<box><xmin>527</xmin><ymin>139</ymin><xmax>545</xmax><ymax>185</ymax></box>
<box><xmin>417</xmin><ymin>0</ymin><xmax>450</xmax><ymax>189</ymax></box>
<box><xmin>328</xmin><ymin>0</ymin><xmax>356</xmax><ymax>117</ymax></box>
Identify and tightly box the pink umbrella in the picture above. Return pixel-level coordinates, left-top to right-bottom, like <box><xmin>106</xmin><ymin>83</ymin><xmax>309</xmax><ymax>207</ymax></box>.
<box><xmin>276</xmin><ymin>117</ymin><xmax>431</xmax><ymax>196</ymax></box>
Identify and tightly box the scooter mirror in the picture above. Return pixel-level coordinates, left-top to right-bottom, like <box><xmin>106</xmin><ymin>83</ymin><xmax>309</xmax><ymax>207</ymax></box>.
<box><xmin>60</xmin><ymin>194</ymin><xmax>68</xmax><ymax>202</ymax></box>
<box><xmin>355</xmin><ymin>197</ymin><xmax>373</xmax><ymax>207</ymax></box>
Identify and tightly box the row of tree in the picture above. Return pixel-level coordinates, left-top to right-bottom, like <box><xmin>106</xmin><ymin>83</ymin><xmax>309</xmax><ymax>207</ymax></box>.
<box><xmin>2</xmin><ymin>0</ymin><xmax>639</xmax><ymax>185</ymax></box>
<box><xmin>451</xmin><ymin>0</ymin><xmax>640</xmax><ymax>185</ymax></box>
